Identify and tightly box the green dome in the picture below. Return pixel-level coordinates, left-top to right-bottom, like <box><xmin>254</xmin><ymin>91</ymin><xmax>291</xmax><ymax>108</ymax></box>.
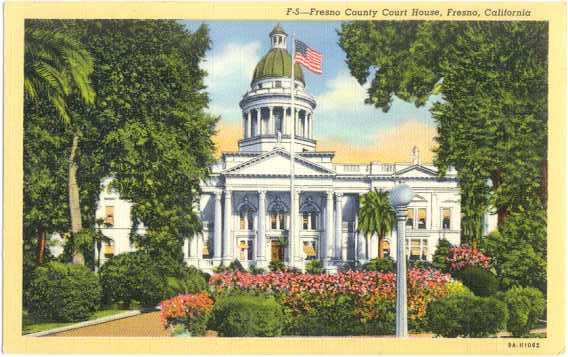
<box><xmin>251</xmin><ymin>48</ymin><xmax>305</xmax><ymax>85</ymax></box>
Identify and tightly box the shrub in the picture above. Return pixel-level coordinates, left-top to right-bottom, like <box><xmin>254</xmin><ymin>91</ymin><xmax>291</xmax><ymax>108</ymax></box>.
<box><xmin>363</xmin><ymin>257</ymin><xmax>395</xmax><ymax>273</ymax></box>
<box><xmin>166</xmin><ymin>267</ymin><xmax>208</xmax><ymax>298</ymax></box>
<box><xmin>409</xmin><ymin>259</ymin><xmax>435</xmax><ymax>270</ymax></box>
<box><xmin>305</xmin><ymin>259</ymin><xmax>324</xmax><ymax>274</ymax></box>
<box><xmin>213</xmin><ymin>263</ymin><xmax>229</xmax><ymax>273</ymax></box>
<box><xmin>211</xmin><ymin>294</ymin><xmax>284</xmax><ymax>337</ymax></box>
<box><xmin>497</xmin><ymin>286</ymin><xmax>545</xmax><ymax>337</ymax></box>
<box><xmin>99</xmin><ymin>251</ymin><xmax>167</xmax><ymax>307</ymax></box>
<box><xmin>152</xmin><ymin>252</ymin><xmax>188</xmax><ymax>277</ymax></box>
<box><xmin>228</xmin><ymin>259</ymin><xmax>245</xmax><ymax>272</ymax></box>
<box><xmin>268</xmin><ymin>259</ymin><xmax>285</xmax><ymax>272</ymax></box>
<box><xmin>454</xmin><ymin>266</ymin><xmax>499</xmax><ymax>297</ymax></box>
<box><xmin>427</xmin><ymin>295</ymin><xmax>508</xmax><ymax>337</ymax></box>
<box><xmin>248</xmin><ymin>263</ymin><xmax>266</xmax><ymax>275</ymax></box>
<box><xmin>364</xmin><ymin>297</ymin><xmax>395</xmax><ymax>335</ymax></box>
<box><xmin>445</xmin><ymin>280</ymin><xmax>474</xmax><ymax>298</ymax></box>
<box><xmin>26</xmin><ymin>262</ymin><xmax>101</xmax><ymax>322</ymax></box>
<box><xmin>432</xmin><ymin>239</ymin><xmax>453</xmax><ymax>272</ymax></box>
<box><xmin>160</xmin><ymin>292</ymin><xmax>214</xmax><ymax>336</ymax></box>
<box><xmin>284</xmin><ymin>293</ymin><xmax>363</xmax><ymax>336</ymax></box>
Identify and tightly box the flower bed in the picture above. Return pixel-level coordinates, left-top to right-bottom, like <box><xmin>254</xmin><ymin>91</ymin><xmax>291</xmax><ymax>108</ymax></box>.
<box><xmin>209</xmin><ymin>269</ymin><xmax>452</xmax><ymax>334</ymax></box>
<box><xmin>448</xmin><ymin>246</ymin><xmax>491</xmax><ymax>271</ymax></box>
<box><xmin>160</xmin><ymin>292</ymin><xmax>213</xmax><ymax>336</ymax></box>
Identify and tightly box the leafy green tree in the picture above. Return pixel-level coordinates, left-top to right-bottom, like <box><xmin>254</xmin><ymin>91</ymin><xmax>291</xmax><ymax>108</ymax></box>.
<box><xmin>339</xmin><ymin>21</ymin><xmax>547</xmax><ymax>289</ymax></box>
<box><xmin>431</xmin><ymin>239</ymin><xmax>452</xmax><ymax>272</ymax></box>
<box><xmin>357</xmin><ymin>189</ymin><xmax>396</xmax><ymax>258</ymax></box>
<box><xmin>67</xmin><ymin>20</ymin><xmax>218</xmax><ymax>264</ymax></box>
<box><xmin>24</xmin><ymin>20</ymin><xmax>97</xmax><ymax>265</ymax></box>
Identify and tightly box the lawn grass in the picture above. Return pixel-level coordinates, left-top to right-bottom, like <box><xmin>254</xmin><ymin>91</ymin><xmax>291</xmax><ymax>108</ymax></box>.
<box><xmin>23</xmin><ymin>309</ymin><xmax>127</xmax><ymax>335</ymax></box>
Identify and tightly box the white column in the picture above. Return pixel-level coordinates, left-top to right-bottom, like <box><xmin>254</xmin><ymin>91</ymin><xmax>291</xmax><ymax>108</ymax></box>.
<box><xmin>269</xmin><ymin>106</ymin><xmax>274</xmax><ymax>135</ymax></box>
<box><xmin>213</xmin><ymin>192</ymin><xmax>222</xmax><ymax>260</ymax></box>
<box><xmin>291</xmin><ymin>189</ymin><xmax>300</xmax><ymax>265</ymax></box>
<box><xmin>188</xmin><ymin>199</ymin><xmax>200</xmax><ymax>264</ymax></box>
<box><xmin>222</xmin><ymin>190</ymin><xmax>232</xmax><ymax>263</ymax></box>
<box><xmin>259</xmin><ymin>108</ymin><xmax>264</xmax><ymax>135</ymax></box>
<box><xmin>325</xmin><ymin>191</ymin><xmax>334</xmax><ymax>264</ymax></box>
<box><xmin>294</xmin><ymin>109</ymin><xmax>298</xmax><ymax>137</ymax></box>
<box><xmin>335</xmin><ymin>192</ymin><xmax>344</xmax><ymax>260</ymax></box>
<box><xmin>183</xmin><ymin>239</ymin><xmax>190</xmax><ymax>260</ymax></box>
<box><xmin>257</xmin><ymin>190</ymin><xmax>266</xmax><ymax>266</ymax></box>
<box><xmin>247</xmin><ymin>111</ymin><xmax>252</xmax><ymax>138</ymax></box>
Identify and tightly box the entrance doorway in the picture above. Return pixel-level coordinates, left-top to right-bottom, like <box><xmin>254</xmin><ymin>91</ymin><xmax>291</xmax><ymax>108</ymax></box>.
<box><xmin>271</xmin><ymin>240</ymin><xmax>285</xmax><ymax>261</ymax></box>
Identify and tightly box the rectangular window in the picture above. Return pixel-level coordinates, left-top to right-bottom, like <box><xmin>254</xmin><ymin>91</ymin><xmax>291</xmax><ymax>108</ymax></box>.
<box><xmin>417</xmin><ymin>208</ymin><xmax>427</xmax><ymax>229</ymax></box>
<box><xmin>275</xmin><ymin>80</ymin><xmax>282</xmax><ymax>88</ymax></box>
<box><xmin>406</xmin><ymin>208</ymin><xmax>414</xmax><ymax>228</ymax></box>
<box><xmin>302</xmin><ymin>213</ymin><xmax>309</xmax><ymax>230</ymax></box>
<box><xmin>279</xmin><ymin>213</ymin><xmax>286</xmax><ymax>230</ymax></box>
<box><xmin>271</xmin><ymin>212</ymin><xmax>278</xmax><ymax>230</ymax></box>
<box><xmin>410</xmin><ymin>239</ymin><xmax>421</xmax><ymax>259</ymax></box>
<box><xmin>105</xmin><ymin>206</ymin><xmax>114</xmax><ymax>226</ymax></box>
<box><xmin>202</xmin><ymin>241</ymin><xmax>211</xmax><ymax>259</ymax></box>
<box><xmin>442</xmin><ymin>208</ymin><xmax>451</xmax><ymax>229</ymax></box>
<box><xmin>239</xmin><ymin>211</ymin><xmax>246</xmax><ymax>230</ymax></box>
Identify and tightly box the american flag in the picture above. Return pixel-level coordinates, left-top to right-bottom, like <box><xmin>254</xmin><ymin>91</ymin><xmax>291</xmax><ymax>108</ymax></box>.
<box><xmin>294</xmin><ymin>40</ymin><xmax>322</xmax><ymax>74</ymax></box>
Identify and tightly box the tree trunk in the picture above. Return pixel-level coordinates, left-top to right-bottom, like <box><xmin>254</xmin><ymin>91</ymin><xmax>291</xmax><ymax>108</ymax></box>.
<box><xmin>68</xmin><ymin>132</ymin><xmax>84</xmax><ymax>265</ymax></box>
<box><xmin>378</xmin><ymin>230</ymin><xmax>385</xmax><ymax>259</ymax></box>
<box><xmin>36</xmin><ymin>226</ymin><xmax>47</xmax><ymax>265</ymax></box>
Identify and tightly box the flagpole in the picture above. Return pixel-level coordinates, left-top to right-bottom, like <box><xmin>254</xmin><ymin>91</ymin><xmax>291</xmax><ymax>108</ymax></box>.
<box><xmin>289</xmin><ymin>33</ymin><xmax>296</xmax><ymax>268</ymax></box>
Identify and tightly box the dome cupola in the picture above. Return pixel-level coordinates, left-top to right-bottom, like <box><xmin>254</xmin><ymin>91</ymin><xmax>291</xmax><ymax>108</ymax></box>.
<box><xmin>251</xmin><ymin>49</ymin><xmax>304</xmax><ymax>85</ymax></box>
<box><xmin>239</xmin><ymin>24</ymin><xmax>317</xmax><ymax>153</ymax></box>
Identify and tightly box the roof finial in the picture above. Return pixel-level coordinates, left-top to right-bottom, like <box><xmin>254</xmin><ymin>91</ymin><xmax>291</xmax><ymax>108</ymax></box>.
<box><xmin>411</xmin><ymin>145</ymin><xmax>420</xmax><ymax>165</ymax></box>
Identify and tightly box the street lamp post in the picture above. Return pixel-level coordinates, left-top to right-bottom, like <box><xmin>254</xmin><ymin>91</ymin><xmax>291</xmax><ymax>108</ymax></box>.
<box><xmin>389</xmin><ymin>184</ymin><xmax>414</xmax><ymax>338</ymax></box>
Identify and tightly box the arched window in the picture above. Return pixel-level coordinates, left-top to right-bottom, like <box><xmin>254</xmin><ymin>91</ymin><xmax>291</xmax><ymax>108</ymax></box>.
<box><xmin>268</xmin><ymin>196</ymin><xmax>288</xmax><ymax>230</ymax></box>
<box><xmin>237</xmin><ymin>196</ymin><xmax>256</xmax><ymax>231</ymax></box>
<box><xmin>300</xmin><ymin>196</ymin><xmax>320</xmax><ymax>231</ymax></box>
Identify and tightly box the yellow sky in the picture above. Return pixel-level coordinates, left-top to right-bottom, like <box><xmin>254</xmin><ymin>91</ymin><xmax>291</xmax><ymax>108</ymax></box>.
<box><xmin>213</xmin><ymin>120</ymin><xmax>437</xmax><ymax>164</ymax></box>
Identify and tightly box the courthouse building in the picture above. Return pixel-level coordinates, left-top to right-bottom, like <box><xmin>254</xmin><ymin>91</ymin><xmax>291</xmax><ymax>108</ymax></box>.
<box><xmin>95</xmin><ymin>25</ymin><xmax>473</xmax><ymax>272</ymax></box>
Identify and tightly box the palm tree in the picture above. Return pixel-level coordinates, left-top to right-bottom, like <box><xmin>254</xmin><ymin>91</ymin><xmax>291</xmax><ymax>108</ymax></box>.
<box><xmin>25</xmin><ymin>22</ymin><xmax>95</xmax><ymax>265</ymax></box>
<box><xmin>357</xmin><ymin>189</ymin><xmax>396</xmax><ymax>259</ymax></box>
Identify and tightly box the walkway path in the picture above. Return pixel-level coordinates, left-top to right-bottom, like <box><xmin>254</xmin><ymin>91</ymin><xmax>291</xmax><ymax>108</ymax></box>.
<box><xmin>48</xmin><ymin>312</ymin><xmax>169</xmax><ymax>337</ymax></box>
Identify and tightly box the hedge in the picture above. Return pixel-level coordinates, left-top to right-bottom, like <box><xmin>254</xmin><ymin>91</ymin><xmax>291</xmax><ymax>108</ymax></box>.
<box><xmin>454</xmin><ymin>266</ymin><xmax>499</xmax><ymax>297</ymax></box>
<box><xmin>497</xmin><ymin>286</ymin><xmax>545</xmax><ymax>337</ymax></box>
<box><xmin>26</xmin><ymin>262</ymin><xmax>101</xmax><ymax>322</ymax></box>
<box><xmin>99</xmin><ymin>251</ymin><xmax>166</xmax><ymax>307</ymax></box>
<box><xmin>211</xmin><ymin>294</ymin><xmax>284</xmax><ymax>337</ymax></box>
<box><xmin>427</xmin><ymin>295</ymin><xmax>508</xmax><ymax>337</ymax></box>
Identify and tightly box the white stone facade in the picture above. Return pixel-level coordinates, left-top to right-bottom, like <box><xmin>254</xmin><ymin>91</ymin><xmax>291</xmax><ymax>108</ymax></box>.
<box><xmin>93</xmin><ymin>26</ymin><xmax>475</xmax><ymax>273</ymax></box>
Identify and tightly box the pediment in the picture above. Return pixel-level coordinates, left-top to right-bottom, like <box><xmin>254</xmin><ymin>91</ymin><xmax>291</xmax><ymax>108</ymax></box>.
<box><xmin>223</xmin><ymin>148</ymin><xmax>335</xmax><ymax>177</ymax></box>
<box><xmin>395</xmin><ymin>164</ymin><xmax>438</xmax><ymax>178</ymax></box>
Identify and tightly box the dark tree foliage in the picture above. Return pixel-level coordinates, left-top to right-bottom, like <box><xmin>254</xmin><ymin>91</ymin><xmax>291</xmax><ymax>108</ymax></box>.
<box><xmin>24</xmin><ymin>20</ymin><xmax>217</xmax><ymax>272</ymax></box>
<box><xmin>338</xmin><ymin>21</ymin><xmax>547</xmax><ymax>291</ymax></box>
<box><xmin>69</xmin><ymin>20</ymin><xmax>218</xmax><ymax>261</ymax></box>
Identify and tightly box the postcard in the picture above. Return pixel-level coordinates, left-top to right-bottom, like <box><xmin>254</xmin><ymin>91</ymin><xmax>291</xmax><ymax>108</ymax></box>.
<box><xmin>3</xmin><ymin>1</ymin><xmax>565</xmax><ymax>354</ymax></box>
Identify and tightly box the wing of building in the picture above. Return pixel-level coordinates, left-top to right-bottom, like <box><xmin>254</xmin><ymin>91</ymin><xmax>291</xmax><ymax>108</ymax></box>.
<box><xmin>93</xmin><ymin>25</ymin><xmax>495</xmax><ymax>273</ymax></box>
